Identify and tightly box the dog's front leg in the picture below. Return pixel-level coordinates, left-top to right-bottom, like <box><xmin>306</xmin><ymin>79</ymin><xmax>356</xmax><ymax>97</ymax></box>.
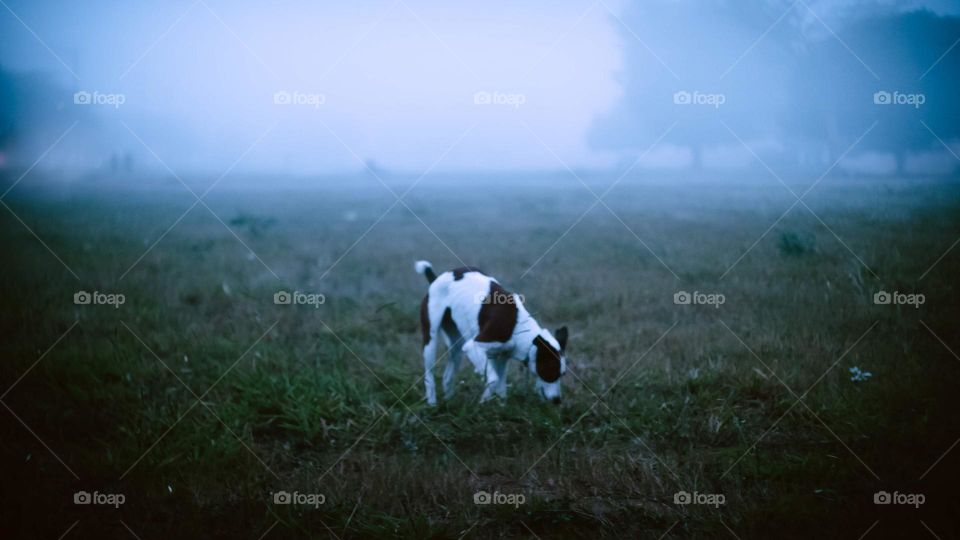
<box><xmin>494</xmin><ymin>359</ymin><xmax>508</xmax><ymax>399</ymax></box>
<box><xmin>464</xmin><ymin>340</ymin><xmax>498</xmax><ymax>403</ymax></box>
<box><xmin>462</xmin><ymin>339</ymin><xmax>486</xmax><ymax>376</ymax></box>
<box><xmin>479</xmin><ymin>360</ymin><xmax>501</xmax><ymax>403</ymax></box>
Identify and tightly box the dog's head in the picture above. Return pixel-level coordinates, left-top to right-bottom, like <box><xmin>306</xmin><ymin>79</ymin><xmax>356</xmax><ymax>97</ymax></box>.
<box><xmin>528</xmin><ymin>326</ymin><xmax>568</xmax><ymax>404</ymax></box>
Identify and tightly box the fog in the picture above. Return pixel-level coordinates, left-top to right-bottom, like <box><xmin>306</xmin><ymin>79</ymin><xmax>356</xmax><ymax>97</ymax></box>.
<box><xmin>1</xmin><ymin>0</ymin><xmax>958</xmax><ymax>179</ymax></box>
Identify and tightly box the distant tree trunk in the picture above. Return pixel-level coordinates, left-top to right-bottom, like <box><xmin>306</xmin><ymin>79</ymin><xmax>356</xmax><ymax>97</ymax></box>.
<box><xmin>690</xmin><ymin>145</ymin><xmax>703</xmax><ymax>170</ymax></box>
<box><xmin>895</xmin><ymin>152</ymin><xmax>907</xmax><ymax>176</ymax></box>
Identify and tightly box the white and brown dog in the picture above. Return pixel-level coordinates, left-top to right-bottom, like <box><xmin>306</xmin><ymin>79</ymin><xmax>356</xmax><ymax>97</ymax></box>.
<box><xmin>415</xmin><ymin>260</ymin><xmax>568</xmax><ymax>405</ymax></box>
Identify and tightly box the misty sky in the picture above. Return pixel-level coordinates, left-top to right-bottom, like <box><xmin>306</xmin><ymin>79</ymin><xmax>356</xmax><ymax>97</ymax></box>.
<box><xmin>1</xmin><ymin>0</ymin><xmax>958</xmax><ymax>174</ymax></box>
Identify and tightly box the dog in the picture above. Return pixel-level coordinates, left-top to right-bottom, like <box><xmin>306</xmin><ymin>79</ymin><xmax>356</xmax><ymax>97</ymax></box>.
<box><xmin>415</xmin><ymin>260</ymin><xmax>568</xmax><ymax>405</ymax></box>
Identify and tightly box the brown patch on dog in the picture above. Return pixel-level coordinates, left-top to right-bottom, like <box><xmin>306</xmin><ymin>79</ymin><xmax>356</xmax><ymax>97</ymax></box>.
<box><xmin>452</xmin><ymin>266</ymin><xmax>485</xmax><ymax>280</ymax></box>
<box><xmin>533</xmin><ymin>336</ymin><xmax>562</xmax><ymax>382</ymax></box>
<box><xmin>420</xmin><ymin>294</ymin><xmax>431</xmax><ymax>345</ymax></box>
<box><xmin>440</xmin><ymin>307</ymin><xmax>458</xmax><ymax>339</ymax></box>
<box><xmin>475</xmin><ymin>281</ymin><xmax>518</xmax><ymax>343</ymax></box>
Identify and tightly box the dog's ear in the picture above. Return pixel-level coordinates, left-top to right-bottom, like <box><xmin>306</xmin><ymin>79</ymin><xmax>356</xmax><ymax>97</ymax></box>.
<box><xmin>555</xmin><ymin>326</ymin><xmax>568</xmax><ymax>352</ymax></box>
<box><xmin>534</xmin><ymin>336</ymin><xmax>561</xmax><ymax>382</ymax></box>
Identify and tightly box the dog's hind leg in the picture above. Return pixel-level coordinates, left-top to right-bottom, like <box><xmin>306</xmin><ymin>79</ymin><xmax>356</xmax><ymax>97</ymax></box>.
<box><xmin>423</xmin><ymin>340</ymin><xmax>439</xmax><ymax>406</ymax></box>
<box><xmin>441</xmin><ymin>311</ymin><xmax>463</xmax><ymax>398</ymax></box>
<box><xmin>442</xmin><ymin>337</ymin><xmax>463</xmax><ymax>398</ymax></box>
<box><xmin>420</xmin><ymin>296</ymin><xmax>439</xmax><ymax>406</ymax></box>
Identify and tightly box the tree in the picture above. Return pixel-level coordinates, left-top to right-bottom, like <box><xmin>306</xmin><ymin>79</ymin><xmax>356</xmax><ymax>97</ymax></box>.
<box><xmin>589</xmin><ymin>0</ymin><xmax>796</xmax><ymax>171</ymax></box>
<box><xmin>784</xmin><ymin>10</ymin><xmax>960</xmax><ymax>174</ymax></box>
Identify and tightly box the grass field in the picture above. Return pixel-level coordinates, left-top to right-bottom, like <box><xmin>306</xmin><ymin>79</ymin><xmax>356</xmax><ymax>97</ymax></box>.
<box><xmin>1</xmin><ymin>172</ymin><xmax>959</xmax><ymax>538</ymax></box>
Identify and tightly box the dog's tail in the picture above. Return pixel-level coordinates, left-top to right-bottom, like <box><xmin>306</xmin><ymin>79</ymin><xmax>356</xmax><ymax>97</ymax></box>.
<box><xmin>414</xmin><ymin>260</ymin><xmax>437</xmax><ymax>284</ymax></box>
